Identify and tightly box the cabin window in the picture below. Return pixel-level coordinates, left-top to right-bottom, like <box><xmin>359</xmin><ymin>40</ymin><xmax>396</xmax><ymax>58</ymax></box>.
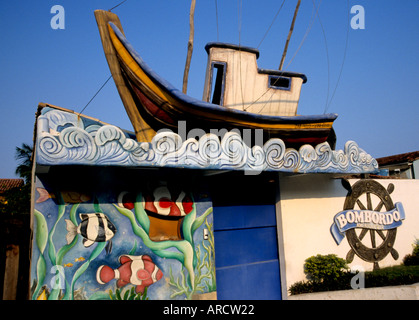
<box><xmin>210</xmin><ymin>62</ymin><xmax>226</xmax><ymax>106</ymax></box>
<box><xmin>268</xmin><ymin>75</ymin><xmax>291</xmax><ymax>91</ymax></box>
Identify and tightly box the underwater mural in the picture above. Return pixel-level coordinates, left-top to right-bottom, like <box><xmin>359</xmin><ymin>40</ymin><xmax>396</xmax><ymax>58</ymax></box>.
<box><xmin>30</xmin><ymin>179</ymin><xmax>215</xmax><ymax>300</ymax></box>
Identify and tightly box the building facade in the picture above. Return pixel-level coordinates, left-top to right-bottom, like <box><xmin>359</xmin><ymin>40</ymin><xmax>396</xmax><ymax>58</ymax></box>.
<box><xmin>29</xmin><ymin>104</ymin><xmax>419</xmax><ymax>300</ymax></box>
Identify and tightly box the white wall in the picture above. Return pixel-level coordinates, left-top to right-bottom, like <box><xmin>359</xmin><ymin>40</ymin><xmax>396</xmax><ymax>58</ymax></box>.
<box><xmin>276</xmin><ymin>174</ymin><xmax>419</xmax><ymax>297</ymax></box>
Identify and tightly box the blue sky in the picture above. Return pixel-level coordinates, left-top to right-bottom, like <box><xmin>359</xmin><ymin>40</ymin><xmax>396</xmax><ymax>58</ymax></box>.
<box><xmin>0</xmin><ymin>0</ymin><xmax>418</xmax><ymax>179</ymax></box>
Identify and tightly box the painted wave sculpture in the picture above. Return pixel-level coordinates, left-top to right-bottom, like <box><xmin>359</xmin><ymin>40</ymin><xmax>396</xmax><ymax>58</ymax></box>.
<box><xmin>36</xmin><ymin>108</ymin><xmax>378</xmax><ymax>174</ymax></box>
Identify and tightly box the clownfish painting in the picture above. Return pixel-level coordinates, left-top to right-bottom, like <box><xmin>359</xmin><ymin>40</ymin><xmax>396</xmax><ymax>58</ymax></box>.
<box><xmin>96</xmin><ymin>255</ymin><xmax>163</xmax><ymax>294</ymax></box>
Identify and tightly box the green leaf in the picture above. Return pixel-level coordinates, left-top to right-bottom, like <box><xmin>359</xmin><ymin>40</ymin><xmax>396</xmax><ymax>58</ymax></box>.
<box><xmin>123</xmin><ymin>289</ymin><xmax>130</xmax><ymax>300</ymax></box>
<box><xmin>115</xmin><ymin>288</ymin><xmax>121</xmax><ymax>300</ymax></box>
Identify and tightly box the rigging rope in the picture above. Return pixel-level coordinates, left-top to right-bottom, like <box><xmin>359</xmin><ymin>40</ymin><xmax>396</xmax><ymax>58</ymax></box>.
<box><xmin>314</xmin><ymin>0</ymin><xmax>331</xmax><ymax>114</ymax></box>
<box><xmin>257</xmin><ymin>0</ymin><xmax>286</xmax><ymax>49</ymax></box>
<box><xmin>78</xmin><ymin>75</ymin><xmax>112</xmax><ymax>115</ymax></box>
<box><xmin>214</xmin><ymin>0</ymin><xmax>219</xmax><ymax>41</ymax></box>
<box><xmin>237</xmin><ymin>0</ymin><xmax>243</xmax><ymax>45</ymax></box>
<box><xmin>283</xmin><ymin>0</ymin><xmax>321</xmax><ymax>69</ymax></box>
<box><xmin>109</xmin><ymin>0</ymin><xmax>128</xmax><ymax>12</ymax></box>
<box><xmin>245</xmin><ymin>1</ymin><xmax>322</xmax><ymax>113</ymax></box>
<box><xmin>237</xmin><ymin>0</ymin><xmax>245</xmax><ymax>110</ymax></box>
<box><xmin>324</xmin><ymin>0</ymin><xmax>350</xmax><ymax>113</ymax></box>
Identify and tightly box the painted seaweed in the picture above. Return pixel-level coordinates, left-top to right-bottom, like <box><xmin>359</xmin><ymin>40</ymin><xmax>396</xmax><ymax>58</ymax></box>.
<box><xmin>168</xmin><ymin>218</ymin><xmax>216</xmax><ymax>299</ymax></box>
<box><xmin>114</xmin><ymin>191</ymin><xmax>214</xmax><ymax>295</ymax></box>
<box><xmin>31</xmin><ymin>184</ymin><xmax>215</xmax><ymax>300</ymax></box>
<box><xmin>31</xmin><ymin>195</ymin><xmax>107</xmax><ymax>300</ymax></box>
<box><xmin>108</xmin><ymin>286</ymin><xmax>149</xmax><ymax>300</ymax></box>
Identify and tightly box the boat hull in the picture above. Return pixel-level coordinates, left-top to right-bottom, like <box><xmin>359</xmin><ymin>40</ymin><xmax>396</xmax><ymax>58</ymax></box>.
<box><xmin>95</xmin><ymin>10</ymin><xmax>338</xmax><ymax>148</ymax></box>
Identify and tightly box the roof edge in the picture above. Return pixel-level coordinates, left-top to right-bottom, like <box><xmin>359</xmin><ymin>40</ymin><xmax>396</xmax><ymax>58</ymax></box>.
<box><xmin>376</xmin><ymin>151</ymin><xmax>419</xmax><ymax>166</ymax></box>
<box><xmin>205</xmin><ymin>42</ymin><xmax>260</xmax><ymax>59</ymax></box>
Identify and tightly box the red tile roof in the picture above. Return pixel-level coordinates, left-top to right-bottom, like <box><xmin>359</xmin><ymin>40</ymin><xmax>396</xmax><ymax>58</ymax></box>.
<box><xmin>376</xmin><ymin>151</ymin><xmax>419</xmax><ymax>166</ymax></box>
<box><xmin>0</xmin><ymin>179</ymin><xmax>24</xmax><ymax>192</ymax></box>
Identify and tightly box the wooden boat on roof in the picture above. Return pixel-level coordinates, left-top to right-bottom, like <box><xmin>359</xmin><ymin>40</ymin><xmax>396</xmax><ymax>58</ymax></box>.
<box><xmin>95</xmin><ymin>10</ymin><xmax>337</xmax><ymax>148</ymax></box>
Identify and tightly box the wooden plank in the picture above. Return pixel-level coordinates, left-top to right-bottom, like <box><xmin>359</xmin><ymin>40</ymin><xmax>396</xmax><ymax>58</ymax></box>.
<box><xmin>279</xmin><ymin>0</ymin><xmax>301</xmax><ymax>70</ymax></box>
<box><xmin>94</xmin><ymin>10</ymin><xmax>156</xmax><ymax>142</ymax></box>
<box><xmin>182</xmin><ymin>0</ymin><xmax>196</xmax><ymax>94</ymax></box>
<box><xmin>2</xmin><ymin>245</ymin><xmax>19</xmax><ymax>300</ymax></box>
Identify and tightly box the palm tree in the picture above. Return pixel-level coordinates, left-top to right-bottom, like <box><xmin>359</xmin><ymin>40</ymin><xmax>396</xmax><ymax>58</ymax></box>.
<box><xmin>15</xmin><ymin>143</ymin><xmax>33</xmax><ymax>185</ymax></box>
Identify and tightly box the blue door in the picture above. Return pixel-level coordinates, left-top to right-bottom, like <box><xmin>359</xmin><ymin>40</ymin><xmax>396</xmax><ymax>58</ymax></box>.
<box><xmin>211</xmin><ymin>175</ymin><xmax>282</xmax><ymax>300</ymax></box>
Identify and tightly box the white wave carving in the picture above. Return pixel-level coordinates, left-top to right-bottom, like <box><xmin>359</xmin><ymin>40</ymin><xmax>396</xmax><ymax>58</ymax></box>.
<box><xmin>36</xmin><ymin>108</ymin><xmax>379</xmax><ymax>174</ymax></box>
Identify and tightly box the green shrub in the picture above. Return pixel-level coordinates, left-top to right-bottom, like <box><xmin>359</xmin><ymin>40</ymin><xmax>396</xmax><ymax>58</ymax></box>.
<box><xmin>289</xmin><ymin>263</ymin><xmax>419</xmax><ymax>296</ymax></box>
<box><xmin>289</xmin><ymin>276</ymin><xmax>353</xmax><ymax>295</ymax></box>
<box><xmin>304</xmin><ymin>254</ymin><xmax>349</xmax><ymax>283</ymax></box>
<box><xmin>403</xmin><ymin>241</ymin><xmax>419</xmax><ymax>266</ymax></box>
<box><xmin>364</xmin><ymin>265</ymin><xmax>419</xmax><ymax>287</ymax></box>
<box><xmin>290</xmin><ymin>249</ymin><xmax>419</xmax><ymax>295</ymax></box>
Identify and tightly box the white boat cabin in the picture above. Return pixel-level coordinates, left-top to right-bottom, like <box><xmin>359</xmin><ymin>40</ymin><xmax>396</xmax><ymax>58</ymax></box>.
<box><xmin>202</xmin><ymin>43</ymin><xmax>307</xmax><ymax>117</ymax></box>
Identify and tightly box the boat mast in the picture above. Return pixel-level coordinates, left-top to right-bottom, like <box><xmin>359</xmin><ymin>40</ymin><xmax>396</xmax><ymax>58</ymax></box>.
<box><xmin>182</xmin><ymin>0</ymin><xmax>196</xmax><ymax>94</ymax></box>
<box><xmin>279</xmin><ymin>0</ymin><xmax>301</xmax><ymax>70</ymax></box>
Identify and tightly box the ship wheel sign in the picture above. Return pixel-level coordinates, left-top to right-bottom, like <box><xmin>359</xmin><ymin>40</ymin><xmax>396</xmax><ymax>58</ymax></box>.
<box><xmin>331</xmin><ymin>179</ymin><xmax>406</xmax><ymax>270</ymax></box>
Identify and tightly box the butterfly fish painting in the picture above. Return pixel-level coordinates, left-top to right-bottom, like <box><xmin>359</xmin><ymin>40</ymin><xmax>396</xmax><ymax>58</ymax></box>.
<box><xmin>65</xmin><ymin>213</ymin><xmax>117</xmax><ymax>254</ymax></box>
